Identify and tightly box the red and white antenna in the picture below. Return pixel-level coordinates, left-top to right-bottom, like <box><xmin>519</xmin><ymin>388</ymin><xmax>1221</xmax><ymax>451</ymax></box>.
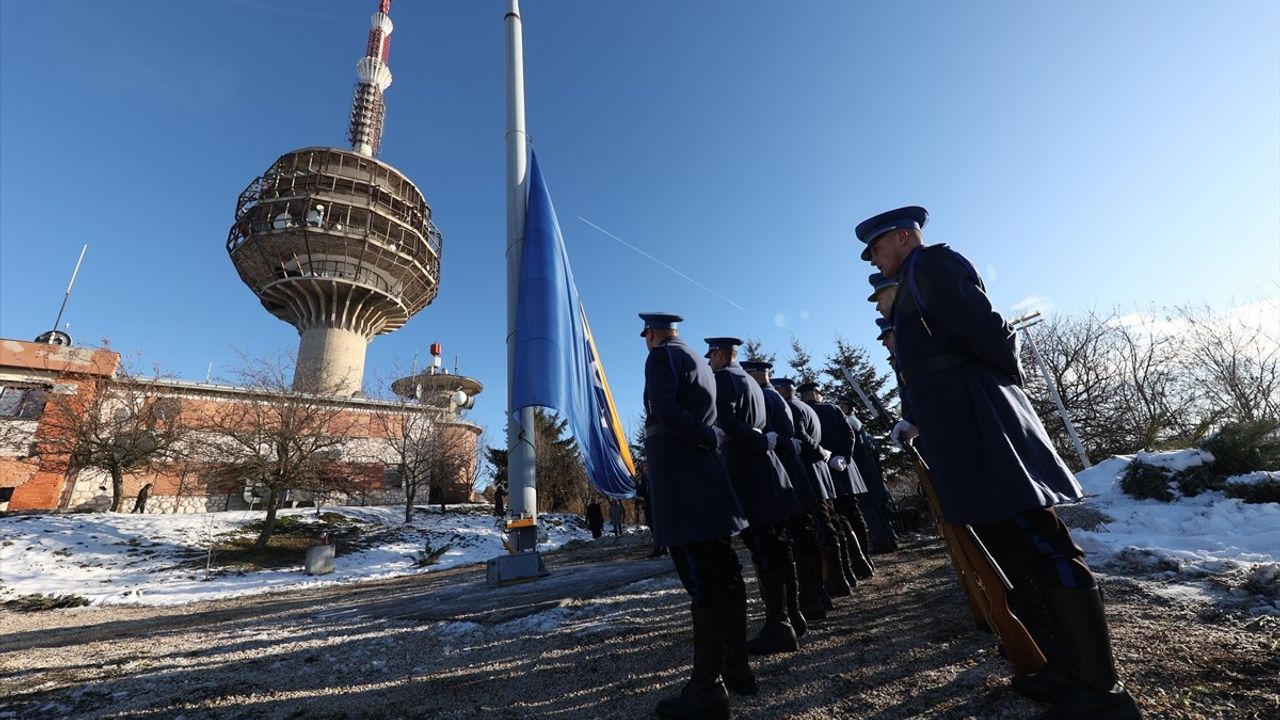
<box><xmin>349</xmin><ymin>0</ymin><xmax>394</xmax><ymax>157</ymax></box>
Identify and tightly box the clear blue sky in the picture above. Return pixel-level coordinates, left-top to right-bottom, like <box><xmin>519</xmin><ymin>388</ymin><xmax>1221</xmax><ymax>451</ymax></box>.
<box><xmin>3</xmin><ymin>0</ymin><xmax>1278</xmax><ymax>447</ymax></box>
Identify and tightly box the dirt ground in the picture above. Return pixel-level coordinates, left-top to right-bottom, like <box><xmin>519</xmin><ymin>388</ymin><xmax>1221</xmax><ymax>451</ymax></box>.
<box><xmin>2</xmin><ymin>532</ymin><xmax>1276</xmax><ymax>720</ymax></box>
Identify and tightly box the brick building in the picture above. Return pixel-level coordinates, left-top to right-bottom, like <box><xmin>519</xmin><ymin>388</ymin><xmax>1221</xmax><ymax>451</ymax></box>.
<box><xmin>0</xmin><ymin>337</ymin><xmax>482</xmax><ymax>514</ymax></box>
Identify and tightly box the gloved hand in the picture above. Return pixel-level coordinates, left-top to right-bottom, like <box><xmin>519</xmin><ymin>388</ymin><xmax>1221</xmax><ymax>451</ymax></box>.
<box><xmin>819</xmin><ymin>447</ymin><xmax>832</xmax><ymax>462</ymax></box>
<box><xmin>891</xmin><ymin>420</ymin><xmax>919</xmax><ymax>448</ymax></box>
<box><xmin>828</xmin><ymin>456</ymin><xmax>847</xmax><ymax>472</ymax></box>
<box><xmin>713</xmin><ymin>427</ymin><xmax>727</xmax><ymax>448</ymax></box>
<box><xmin>765</xmin><ymin>431</ymin><xmax>778</xmax><ymax>451</ymax></box>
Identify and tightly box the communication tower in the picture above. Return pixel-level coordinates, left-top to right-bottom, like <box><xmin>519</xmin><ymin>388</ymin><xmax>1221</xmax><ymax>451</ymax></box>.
<box><xmin>226</xmin><ymin>0</ymin><xmax>441</xmax><ymax>396</ymax></box>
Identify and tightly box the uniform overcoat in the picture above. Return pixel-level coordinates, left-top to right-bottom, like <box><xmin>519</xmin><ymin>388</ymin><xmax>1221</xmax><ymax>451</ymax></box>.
<box><xmin>714</xmin><ymin>364</ymin><xmax>804</xmax><ymax>527</ymax></box>
<box><xmin>892</xmin><ymin>244</ymin><xmax>1084</xmax><ymax>524</ymax></box>
<box><xmin>761</xmin><ymin>385</ymin><xmax>821</xmax><ymax>513</ymax></box>
<box><xmin>850</xmin><ymin>424</ymin><xmax>892</xmax><ymax>505</ymax></box>
<box><xmin>808</xmin><ymin>401</ymin><xmax>870</xmax><ymax>496</ymax></box>
<box><xmin>643</xmin><ymin>336</ymin><xmax>747</xmax><ymax>547</ymax></box>
<box><xmin>787</xmin><ymin>396</ymin><xmax>838</xmax><ymax>502</ymax></box>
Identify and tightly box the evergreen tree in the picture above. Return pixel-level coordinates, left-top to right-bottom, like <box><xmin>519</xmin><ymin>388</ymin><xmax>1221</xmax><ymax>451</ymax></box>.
<box><xmin>820</xmin><ymin>334</ymin><xmax>898</xmax><ymax>432</ymax></box>
<box><xmin>786</xmin><ymin>336</ymin><xmax>819</xmax><ymax>384</ymax></box>
<box><xmin>742</xmin><ymin>338</ymin><xmax>777</xmax><ymax>365</ymax></box>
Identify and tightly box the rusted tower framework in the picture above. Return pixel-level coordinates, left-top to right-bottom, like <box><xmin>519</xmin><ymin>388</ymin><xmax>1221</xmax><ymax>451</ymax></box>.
<box><xmin>226</xmin><ymin>0</ymin><xmax>441</xmax><ymax>396</ymax></box>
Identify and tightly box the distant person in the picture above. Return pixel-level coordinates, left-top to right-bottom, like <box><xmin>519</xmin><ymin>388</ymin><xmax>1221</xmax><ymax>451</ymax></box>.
<box><xmin>585</xmin><ymin>501</ymin><xmax>605</xmax><ymax>539</ymax></box>
<box><xmin>493</xmin><ymin>486</ymin><xmax>506</xmax><ymax>517</ymax></box>
<box><xmin>635</xmin><ymin>463</ymin><xmax>667</xmax><ymax>557</ymax></box>
<box><xmin>131</xmin><ymin>483</ymin><xmax>153</xmax><ymax>514</ymax></box>
<box><xmin>609</xmin><ymin>499</ymin><xmax>625</xmax><ymax>537</ymax></box>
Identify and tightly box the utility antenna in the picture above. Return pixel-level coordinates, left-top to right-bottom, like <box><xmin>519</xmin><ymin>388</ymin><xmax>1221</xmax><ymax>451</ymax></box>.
<box><xmin>349</xmin><ymin>0</ymin><xmax>394</xmax><ymax>156</ymax></box>
<box><xmin>41</xmin><ymin>245</ymin><xmax>87</xmax><ymax>346</ymax></box>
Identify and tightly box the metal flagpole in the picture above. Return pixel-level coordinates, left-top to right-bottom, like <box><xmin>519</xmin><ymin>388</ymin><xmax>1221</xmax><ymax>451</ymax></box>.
<box><xmin>1010</xmin><ymin>311</ymin><xmax>1091</xmax><ymax>469</ymax></box>
<box><xmin>503</xmin><ymin>0</ymin><xmax>540</xmax><ymax>558</ymax></box>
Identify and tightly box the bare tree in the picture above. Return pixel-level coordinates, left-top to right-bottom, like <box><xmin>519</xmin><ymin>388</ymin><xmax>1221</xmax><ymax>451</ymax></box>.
<box><xmin>197</xmin><ymin>354</ymin><xmax>360</xmax><ymax>549</ymax></box>
<box><xmin>1177</xmin><ymin>302</ymin><xmax>1280</xmax><ymax>423</ymax></box>
<box><xmin>34</xmin><ymin>355</ymin><xmax>191</xmax><ymax>512</ymax></box>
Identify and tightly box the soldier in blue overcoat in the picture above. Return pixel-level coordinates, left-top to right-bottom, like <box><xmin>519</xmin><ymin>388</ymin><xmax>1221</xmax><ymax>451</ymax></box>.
<box><xmin>774</xmin><ymin>377</ymin><xmax>852</xmax><ymax>601</ymax></box>
<box><xmin>799</xmin><ymin>382</ymin><xmax>876</xmax><ymax>582</ymax></box>
<box><xmin>639</xmin><ymin>314</ymin><xmax>751</xmax><ymax>719</ymax></box>
<box><xmin>742</xmin><ymin>361</ymin><xmax>826</xmax><ymax>628</ymax></box>
<box><xmin>858</xmin><ymin>206</ymin><xmax>1140</xmax><ymax>720</ymax></box>
<box><xmin>705</xmin><ymin>338</ymin><xmax>805</xmax><ymax>656</ymax></box>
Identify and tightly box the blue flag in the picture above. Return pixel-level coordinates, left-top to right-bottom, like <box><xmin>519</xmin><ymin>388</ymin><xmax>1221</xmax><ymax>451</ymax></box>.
<box><xmin>511</xmin><ymin>153</ymin><xmax>637</xmax><ymax>498</ymax></box>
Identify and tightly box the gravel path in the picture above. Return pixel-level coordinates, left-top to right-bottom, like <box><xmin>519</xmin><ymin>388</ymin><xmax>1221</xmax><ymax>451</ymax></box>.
<box><xmin>2</xmin><ymin>533</ymin><xmax>1276</xmax><ymax>719</ymax></box>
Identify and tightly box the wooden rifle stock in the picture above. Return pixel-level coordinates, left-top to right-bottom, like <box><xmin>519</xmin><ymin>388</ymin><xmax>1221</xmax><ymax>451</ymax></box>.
<box><xmin>909</xmin><ymin>447</ymin><xmax>1046</xmax><ymax>675</ymax></box>
<box><xmin>835</xmin><ymin>365</ymin><xmax>1046</xmax><ymax>675</ymax></box>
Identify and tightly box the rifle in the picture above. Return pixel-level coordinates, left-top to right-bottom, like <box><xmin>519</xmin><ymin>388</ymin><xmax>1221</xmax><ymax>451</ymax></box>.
<box><xmin>840</xmin><ymin>367</ymin><xmax>1046</xmax><ymax>676</ymax></box>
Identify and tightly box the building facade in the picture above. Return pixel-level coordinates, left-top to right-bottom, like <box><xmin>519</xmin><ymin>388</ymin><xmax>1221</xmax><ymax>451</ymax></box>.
<box><xmin>0</xmin><ymin>337</ymin><xmax>481</xmax><ymax>514</ymax></box>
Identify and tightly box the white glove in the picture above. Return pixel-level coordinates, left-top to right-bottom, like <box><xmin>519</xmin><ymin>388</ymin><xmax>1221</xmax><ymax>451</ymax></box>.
<box><xmin>819</xmin><ymin>447</ymin><xmax>832</xmax><ymax>462</ymax></box>
<box><xmin>828</xmin><ymin>456</ymin><xmax>847</xmax><ymax>472</ymax></box>
<box><xmin>891</xmin><ymin>420</ymin><xmax>919</xmax><ymax>448</ymax></box>
<box><xmin>765</xmin><ymin>432</ymin><xmax>778</xmax><ymax>451</ymax></box>
<box><xmin>713</xmin><ymin>427</ymin><xmax>727</xmax><ymax>448</ymax></box>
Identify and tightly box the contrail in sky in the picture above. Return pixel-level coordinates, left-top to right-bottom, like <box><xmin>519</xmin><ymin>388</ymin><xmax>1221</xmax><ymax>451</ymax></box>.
<box><xmin>577</xmin><ymin>217</ymin><xmax>745</xmax><ymax>311</ymax></box>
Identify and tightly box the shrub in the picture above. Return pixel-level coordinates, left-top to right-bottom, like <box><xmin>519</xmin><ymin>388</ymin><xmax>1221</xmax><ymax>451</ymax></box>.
<box><xmin>7</xmin><ymin>593</ymin><xmax>91</xmax><ymax>610</ymax></box>
<box><xmin>1119</xmin><ymin>460</ymin><xmax>1174</xmax><ymax>501</ymax></box>
<box><xmin>1223</xmin><ymin>475</ymin><xmax>1280</xmax><ymax>504</ymax></box>
<box><xmin>1171</xmin><ymin>465</ymin><xmax>1222</xmax><ymax>498</ymax></box>
<box><xmin>1200</xmin><ymin>419</ymin><xmax>1280</xmax><ymax>476</ymax></box>
<box><xmin>416</xmin><ymin>542</ymin><xmax>450</xmax><ymax>567</ymax></box>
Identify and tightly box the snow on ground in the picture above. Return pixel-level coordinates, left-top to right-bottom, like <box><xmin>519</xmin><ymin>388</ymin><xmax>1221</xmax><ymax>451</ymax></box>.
<box><xmin>0</xmin><ymin>504</ymin><xmax>594</xmax><ymax>607</ymax></box>
<box><xmin>1072</xmin><ymin>450</ymin><xmax>1280</xmax><ymax>612</ymax></box>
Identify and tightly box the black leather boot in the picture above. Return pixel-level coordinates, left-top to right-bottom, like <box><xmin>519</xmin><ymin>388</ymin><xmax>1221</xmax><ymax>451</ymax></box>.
<box><xmin>843</xmin><ymin>527</ymin><xmax>875</xmax><ymax>581</ymax></box>
<box><xmin>722</xmin><ymin>579</ymin><xmax>757</xmax><ymax>697</ymax></box>
<box><xmin>746</xmin><ymin>569</ymin><xmax>799</xmax><ymax>655</ymax></box>
<box><xmin>1031</xmin><ymin>587</ymin><xmax>1142</xmax><ymax>720</ymax></box>
<box><xmin>1008</xmin><ymin>575</ymin><xmax>1069</xmax><ymax>702</ymax></box>
<box><xmin>797</xmin><ymin>553</ymin><xmax>827</xmax><ymax>621</ymax></box>
<box><xmin>657</xmin><ymin>607</ymin><xmax>731</xmax><ymax>719</ymax></box>
<box><xmin>821</xmin><ymin>543</ymin><xmax>852</xmax><ymax>598</ymax></box>
<box><xmin>784</xmin><ymin>560</ymin><xmax>808</xmax><ymax>637</ymax></box>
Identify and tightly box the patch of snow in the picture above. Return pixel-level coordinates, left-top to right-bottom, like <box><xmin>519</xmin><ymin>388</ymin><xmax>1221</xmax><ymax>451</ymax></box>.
<box><xmin>1073</xmin><ymin>451</ymin><xmax>1280</xmax><ymax>599</ymax></box>
<box><xmin>0</xmin><ymin>505</ymin><xmax>596</xmax><ymax>607</ymax></box>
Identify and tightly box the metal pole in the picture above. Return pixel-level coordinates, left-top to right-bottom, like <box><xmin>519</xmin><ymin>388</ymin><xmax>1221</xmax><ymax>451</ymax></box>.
<box><xmin>50</xmin><ymin>244</ymin><xmax>88</xmax><ymax>336</ymax></box>
<box><xmin>1021</xmin><ymin>326</ymin><xmax>1091</xmax><ymax>469</ymax></box>
<box><xmin>505</xmin><ymin>0</ymin><xmax>538</xmax><ymax>552</ymax></box>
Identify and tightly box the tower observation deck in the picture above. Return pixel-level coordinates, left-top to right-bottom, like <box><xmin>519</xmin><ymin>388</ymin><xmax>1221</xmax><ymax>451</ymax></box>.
<box><xmin>226</xmin><ymin>1</ymin><xmax>440</xmax><ymax>396</ymax></box>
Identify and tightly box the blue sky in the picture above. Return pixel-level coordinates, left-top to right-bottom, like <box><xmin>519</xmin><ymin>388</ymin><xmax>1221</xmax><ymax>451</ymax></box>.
<box><xmin>2</xmin><ymin>0</ymin><xmax>1278</xmax><ymax>448</ymax></box>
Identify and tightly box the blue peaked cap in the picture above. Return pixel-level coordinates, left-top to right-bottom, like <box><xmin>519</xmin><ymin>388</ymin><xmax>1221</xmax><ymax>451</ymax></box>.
<box><xmin>740</xmin><ymin>360</ymin><xmax>773</xmax><ymax>373</ymax></box>
<box><xmin>770</xmin><ymin>377</ymin><xmax>795</xmax><ymax>389</ymax></box>
<box><xmin>702</xmin><ymin>337</ymin><xmax>743</xmax><ymax>358</ymax></box>
<box><xmin>866</xmin><ymin>272</ymin><xmax>899</xmax><ymax>302</ymax></box>
<box><xmin>639</xmin><ymin>312</ymin><xmax>683</xmax><ymax>335</ymax></box>
<box><xmin>856</xmin><ymin>205</ymin><xmax>929</xmax><ymax>261</ymax></box>
<box><xmin>875</xmin><ymin>316</ymin><xmax>895</xmax><ymax>340</ymax></box>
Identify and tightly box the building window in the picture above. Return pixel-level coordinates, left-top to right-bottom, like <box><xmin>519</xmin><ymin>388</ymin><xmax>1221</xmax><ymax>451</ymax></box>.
<box><xmin>383</xmin><ymin>464</ymin><xmax>404</xmax><ymax>488</ymax></box>
<box><xmin>0</xmin><ymin>386</ymin><xmax>49</xmax><ymax>419</ymax></box>
<box><xmin>0</xmin><ymin>487</ymin><xmax>13</xmax><ymax>503</ymax></box>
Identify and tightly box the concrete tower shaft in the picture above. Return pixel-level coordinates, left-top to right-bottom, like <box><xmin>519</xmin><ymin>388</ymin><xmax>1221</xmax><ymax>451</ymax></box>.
<box><xmin>227</xmin><ymin>147</ymin><xmax>442</xmax><ymax>395</ymax></box>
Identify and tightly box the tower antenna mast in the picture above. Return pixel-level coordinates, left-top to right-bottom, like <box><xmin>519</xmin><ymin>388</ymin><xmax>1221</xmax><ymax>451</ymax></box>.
<box><xmin>349</xmin><ymin>0</ymin><xmax>394</xmax><ymax>156</ymax></box>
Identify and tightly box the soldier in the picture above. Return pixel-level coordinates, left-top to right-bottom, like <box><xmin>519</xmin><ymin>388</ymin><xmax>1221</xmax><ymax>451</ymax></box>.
<box><xmin>798</xmin><ymin>381</ymin><xmax>876</xmax><ymax>582</ymax></box>
<box><xmin>867</xmin><ymin>272</ymin><xmax>899</xmax><ymax>318</ymax></box>
<box><xmin>704</xmin><ymin>338</ymin><xmax>805</xmax><ymax>656</ymax></box>
<box><xmin>836</xmin><ymin>397</ymin><xmax>899</xmax><ymax>553</ymax></box>
<box><xmin>857</xmin><ymin>206</ymin><xmax>1141</xmax><ymax>719</ymax></box>
<box><xmin>639</xmin><ymin>313</ymin><xmax>753</xmax><ymax>719</ymax></box>
<box><xmin>741</xmin><ymin>360</ymin><xmax>826</xmax><ymax>630</ymax></box>
<box><xmin>772</xmin><ymin>377</ymin><xmax>851</xmax><ymax>603</ymax></box>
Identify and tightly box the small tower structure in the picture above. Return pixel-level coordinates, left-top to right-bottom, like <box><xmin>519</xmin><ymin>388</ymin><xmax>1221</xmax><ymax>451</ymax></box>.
<box><xmin>226</xmin><ymin>0</ymin><xmax>441</xmax><ymax>396</ymax></box>
<box><xmin>390</xmin><ymin>343</ymin><xmax>482</xmax><ymax>414</ymax></box>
